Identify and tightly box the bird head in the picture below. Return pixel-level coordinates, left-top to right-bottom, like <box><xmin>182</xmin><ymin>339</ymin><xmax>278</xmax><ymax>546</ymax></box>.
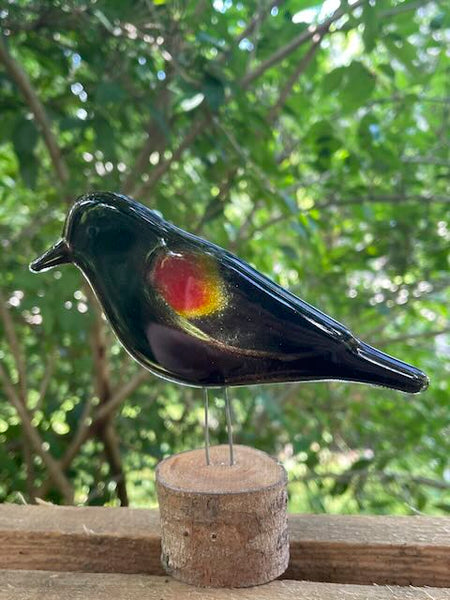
<box><xmin>30</xmin><ymin>192</ymin><xmax>165</xmax><ymax>273</ymax></box>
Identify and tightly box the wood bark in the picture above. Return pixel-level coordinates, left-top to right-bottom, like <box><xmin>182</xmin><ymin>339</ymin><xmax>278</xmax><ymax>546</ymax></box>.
<box><xmin>156</xmin><ymin>445</ymin><xmax>289</xmax><ymax>587</ymax></box>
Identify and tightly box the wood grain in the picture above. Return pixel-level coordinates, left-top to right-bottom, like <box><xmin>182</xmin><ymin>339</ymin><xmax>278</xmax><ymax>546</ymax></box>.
<box><xmin>157</xmin><ymin>445</ymin><xmax>287</xmax><ymax>493</ymax></box>
<box><xmin>1</xmin><ymin>571</ymin><xmax>449</xmax><ymax>600</ymax></box>
<box><xmin>286</xmin><ymin>514</ymin><xmax>450</xmax><ymax>587</ymax></box>
<box><xmin>0</xmin><ymin>505</ymin><xmax>448</xmax><ymax>587</ymax></box>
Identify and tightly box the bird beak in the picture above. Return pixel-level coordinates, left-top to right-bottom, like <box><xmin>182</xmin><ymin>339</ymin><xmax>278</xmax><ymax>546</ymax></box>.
<box><xmin>29</xmin><ymin>239</ymin><xmax>72</xmax><ymax>272</ymax></box>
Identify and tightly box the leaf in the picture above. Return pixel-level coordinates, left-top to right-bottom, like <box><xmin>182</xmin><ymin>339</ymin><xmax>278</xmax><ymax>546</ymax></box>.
<box><xmin>350</xmin><ymin>457</ymin><xmax>373</xmax><ymax>471</ymax></box>
<box><xmin>95</xmin><ymin>82</ymin><xmax>126</xmax><ymax>105</ymax></box>
<box><xmin>280</xmin><ymin>245</ymin><xmax>298</xmax><ymax>261</ymax></box>
<box><xmin>196</xmin><ymin>32</ymin><xmax>226</xmax><ymax>50</ymax></box>
<box><xmin>384</xmin><ymin>35</ymin><xmax>420</xmax><ymax>76</ymax></box>
<box><xmin>293</xmin><ymin>436</ymin><xmax>312</xmax><ymax>454</ymax></box>
<box><xmin>12</xmin><ymin>117</ymin><xmax>38</xmax><ymax>155</ymax></box>
<box><xmin>280</xmin><ymin>191</ymin><xmax>298</xmax><ymax>214</ymax></box>
<box><xmin>322</xmin><ymin>66</ymin><xmax>346</xmax><ymax>93</ymax></box>
<box><xmin>59</xmin><ymin>116</ymin><xmax>86</xmax><ymax>132</ymax></box>
<box><xmin>202</xmin><ymin>74</ymin><xmax>225</xmax><ymax>111</ymax></box>
<box><xmin>305</xmin><ymin>452</ymin><xmax>319</xmax><ymax>469</ymax></box>
<box><xmin>17</xmin><ymin>153</ymin><xmax>39</xmax><ymax>189</ymax></box>
<box><xmin>180</xmin><ymin>93</ymin><xmax>205</xmax><ymax>112</ymax></box>
<box><xmin>340</xmin><ymin>61</ymin><xmax>376</xmax><ymax>111</ymax></box>
<box><xmin>362</xmin><ymin>3</ymin><xmax>379</xmax><ymax>53</ymax></box>
<box><xmin>307</xmin><ymin>120</ymin><xmax>342</xmax><ymax>171</ymax></box>
<box><xmin>367</xmin><ymin>143</ymin><xmax>401</xmax><ymax>172</ymax></box>
<box><xmin>0</xmin><ymin>116</ymin><xmax>14</xmax><ymax>145</ymax></box>
<box><xmin>377</xmin><ymin>62</ymin><xmax>395</xmax><ymax>79</ymax></box>
<box><xmin>358</xmin><ymin>114</ymin><xmax>381</xmax><ymax>146</ymax></box>
<box><xmin>323</xmin><ymin>63</ymin><xmax>376</xmax><ymax>111</ymax></box>
<box><xmin>429</xmin><ymin>13</ymin><xmax>446</xmax><ymax>30</ymax></box>
<box><xmin>93</xmin><ymin>9</ymin><xmax>115</xmax><ymax>33</ymax></box>
<box><xmin>330</xmin><ymin>478</ymin><xmax>350</xmax><ymax>496</ymax></box>
<box><xmin>12</xmin><ymin>118</ymin><xmax>39</xmax><ymax>189</ymax></box>
<box><xmin>149</xmin><ymin>106</ymin><xmax>171</xmax><ymax>139</ymax></box>
<box><xmin>92</xmin><ymin>116</ymin><xmax>116</xmax><ymax>159</ymax></box>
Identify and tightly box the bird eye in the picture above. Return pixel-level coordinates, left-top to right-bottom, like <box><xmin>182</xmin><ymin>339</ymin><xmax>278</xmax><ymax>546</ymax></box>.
<box><xmin>87</xmin><ymin>225</ymin><xmax>99</xmax><ymax>238</ymax></box>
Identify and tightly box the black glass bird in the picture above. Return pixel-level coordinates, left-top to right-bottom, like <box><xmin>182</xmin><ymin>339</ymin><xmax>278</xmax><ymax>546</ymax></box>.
<box><xmin>30</xmin><ymin>192</ymin><xmax>429</xmax><ymax>464</ymax></box>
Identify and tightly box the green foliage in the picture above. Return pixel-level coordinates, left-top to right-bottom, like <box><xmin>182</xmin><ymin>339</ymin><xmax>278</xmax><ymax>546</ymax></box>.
<box><xmin>0</xmin><ymin>0</ymin><xmax>449</xmax><ymax>513</ymax></box>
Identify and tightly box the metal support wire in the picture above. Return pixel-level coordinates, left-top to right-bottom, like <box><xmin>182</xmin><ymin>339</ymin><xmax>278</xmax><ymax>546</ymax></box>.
<box><xmin>224</xmin><ymin>386</ymin><xmax>234</xmax><ymax>466</ymax></box>
<box><xmin>203</xmin><ymin>388</ymin><xmax>210</xmax><ymax>466</ymax></box>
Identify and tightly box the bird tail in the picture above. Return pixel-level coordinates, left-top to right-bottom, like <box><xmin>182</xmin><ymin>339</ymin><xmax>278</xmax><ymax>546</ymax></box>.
<box><xmin>342</xmin><ymin>340</ymin><xmax>429</xmax><ymax>394</ymax></box>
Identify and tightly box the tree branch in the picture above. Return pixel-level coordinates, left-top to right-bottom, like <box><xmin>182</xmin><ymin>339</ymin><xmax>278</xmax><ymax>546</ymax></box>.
<box><xmin>0</xmin><ymin>289</ymin><xmax>75</xmax><ymax>503</ymax></box>
<box><xmin>401</xmin><ymin>156</ymin><xmax>449</xmax><ymax>167</ymax></box>
<box><xmin>36</xmin><ymin>351</ymin><xmax>56</xmax><ymax>411</ymax></box>
<box><xmin>374</xmin><ymin>326</ymin><xmax>450</xmax><ymax>348</ymax></box>
<box><xmin>90</xmin><ymin>306</ymin><xmax>129</xmax><ymax>506</ymax></box>
<box><xmin>36</xmin><ymin>292</ymin><xmax>149</xmax><ymax>503</ymax></box>
<box><xmin>0</xmin><ymin>290</ymin><xmax>27</xmax><ymax>402</ymax></box>
<box><xmin>0</xmin><ymin>361</ymin><xmax>74</xmax><ymax>503</ymax></box>
<box><xmin>61</xmin><ymin>368</ymin><xmax>149</xmax><ymax>472</ymax></box>
<box><xmin>0</xmin><ymin>35</ymin><xmax>69</xmax><ymax>184</ymax></box>
<box><xmin>293</xmin><ymin>468</ymin><xmax>450</xmax><ymax>491</ymax></box>
<box><xmin>129</xmin><ymin>2</ymin><xmax>357</xmax><ymax>198</ymax></box>
<box><xmin>268</xmin><ymin>37</ymin><xmax>323</xmax><ymax>122</ymax></box>
<box><xmin>122</xmin><ymin>113</ymin><xmax>169</xmax><ymax>196</ymax></box>
<box><xmin>194</xmin><ymin>165</ymin><xmax>240</xmax><ymax>234</ymax></box>
<box><xmin>240</xmin><ymin>0</ymin><xmax>365</xmax><ymax>88</ymax></box>
<box><xmin>235</xmin><ymin>0</ymin><xmax>284</xmax><ymax>46</ymax></box>
<box><xmin>22</xmin><ymin>437</ymin><xmax>36</xmax><ymax>502</ymax></box>
<box><xmin>209</xmin><ymin>39</ymin><xmax>324</xmax><ymax>241</ymax></box>
<box><xmin>135</xmin><ymin>115</ymin><xmax>209</xmax><ymax>198</ymax></box>
<box><xmin>248</xmin><ymin>212</ymin><xmax>291</xmax><ymax>237</ymax></box>
<box><xmin>317</xmin><ymin>193</ymin><xmax>450</xmax><ymax>209</ymax></box>
<box><xmin>101</xmin><ymin>422</ymin><xmax>128</xmax><ymax>505</ymax></box>
<box><xmin>36</xmin><ymin>368</ymin><xmax>151</xmax><ymax>500</ymax></box>
<box><xmin>96</xmin><ymin>369</ymin><xmax>150</xmax><ymax>424</ymax></box>
<box><xmin>244</xmin><ymin>192</ymin><xmax>450</xmax><ymax>242</ymax></box>
<box><xmin>122</xmin><ymin>73</ymin><xmax>174</xmax><ymax>197</ymax></box>
<box><xmin>228</xmin><ymin>199</ymin><xmax>263</xmax><ymax>253</ymax></box>
<box><xmin>379</xmin><ymin>0</ymin><xmax>433</xmax><ymax>19</ymax></box>
<box><xmin>60</xmin><ymin>396</ymin><xmax>94</xmax><ymax>470</ymax></box>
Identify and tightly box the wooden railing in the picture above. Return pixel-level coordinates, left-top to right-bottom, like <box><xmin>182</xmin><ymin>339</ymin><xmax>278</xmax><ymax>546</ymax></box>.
<box><xmin>0</xmin><ymin>505</ymin><xmax>449</xmax><ymax>598</ymax></box>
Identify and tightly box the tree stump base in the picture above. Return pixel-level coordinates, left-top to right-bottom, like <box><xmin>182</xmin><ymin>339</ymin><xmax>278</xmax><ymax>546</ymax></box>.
<box><xmin>156</xmin><ymin>444</ymin><xmax>289</xmax><ymax>588</ymax></box>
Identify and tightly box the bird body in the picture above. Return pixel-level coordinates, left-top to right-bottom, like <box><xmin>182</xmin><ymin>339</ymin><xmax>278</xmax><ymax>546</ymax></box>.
<box><xmin>31</xmin><ymin>192</ymin><xmax>428</xmax><ymax>394</ymax></box>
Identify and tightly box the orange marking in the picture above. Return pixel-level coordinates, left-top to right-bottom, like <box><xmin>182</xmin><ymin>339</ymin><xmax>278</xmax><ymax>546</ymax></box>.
<box><xmin>151</xmin><ymin>251</ymin><xmax>226</xmax><ymax>318</ymax></box>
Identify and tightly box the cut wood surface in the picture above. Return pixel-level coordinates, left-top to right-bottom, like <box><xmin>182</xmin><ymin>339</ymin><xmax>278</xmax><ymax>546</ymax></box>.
<box><xmin>157</xmin><ymin>444</ymin><xmax>287</xmax><ymax>493</ymax></box>
<box><xmin>0</xmin><ymin>505</ymin><xmax>449</xmax><ymax>587</ymax></box>
<box><xmin>1</xmin><ymin>571</ymin><xmax>449</xmax><ymax>600</ymax></box>
<box><xmin>156</xmin><ymin>445</ymin><xmax>289</xmax><ymax>587</ymax></box>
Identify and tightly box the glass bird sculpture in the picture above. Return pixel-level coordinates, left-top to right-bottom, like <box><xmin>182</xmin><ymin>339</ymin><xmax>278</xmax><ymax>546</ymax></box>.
<box><xmin>30</xmin><ymin>193</ymin><xmax>429</xmax><ymax>464</ymax></box>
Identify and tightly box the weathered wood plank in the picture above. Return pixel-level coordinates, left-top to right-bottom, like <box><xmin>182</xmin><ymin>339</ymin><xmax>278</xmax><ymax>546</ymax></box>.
<box><xmin>286</xmin><ymin>514</ymin><xmax>450</xmax><ymax>587</ymax></box>
<box><xmin>0</xmin><ymin>505</ymin><xmax>448</xmax><ymax>587</ymax></box>
<box><xmin>0</xmin><ymin>505</ymin><xmax>163</xmax><ymax>577</ymax></box>
<box><xmin>1</xmin><ymin>571</ymin><xmax>449</xmax><ymax>600</ymax></box>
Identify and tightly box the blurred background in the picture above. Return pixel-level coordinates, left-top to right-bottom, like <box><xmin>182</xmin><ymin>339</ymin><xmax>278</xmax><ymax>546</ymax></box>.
<box><xmin>0</xmin><ymin>0</ymin><xmax>448</xmax><ymax>513</ymax></box>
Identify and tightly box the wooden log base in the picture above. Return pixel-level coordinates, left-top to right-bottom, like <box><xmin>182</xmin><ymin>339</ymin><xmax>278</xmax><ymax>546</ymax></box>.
<box><xmin>156</xmin><ymin>444</ymin><xmax>289</xmax><ymax>588</ymax></box>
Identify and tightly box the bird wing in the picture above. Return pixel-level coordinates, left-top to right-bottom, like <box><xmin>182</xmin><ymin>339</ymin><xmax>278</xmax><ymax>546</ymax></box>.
<box><xmin>147</xmin><ymin>236</ymin><xmax>353</xmax><ymax>362</ymax></box>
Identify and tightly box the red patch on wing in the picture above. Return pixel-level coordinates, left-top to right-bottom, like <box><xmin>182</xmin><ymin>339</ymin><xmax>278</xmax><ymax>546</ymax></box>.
<box><xmin>151</xmin><ymin>252</ymin><xmax>225</xmax><ymax>318</ymax></box>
